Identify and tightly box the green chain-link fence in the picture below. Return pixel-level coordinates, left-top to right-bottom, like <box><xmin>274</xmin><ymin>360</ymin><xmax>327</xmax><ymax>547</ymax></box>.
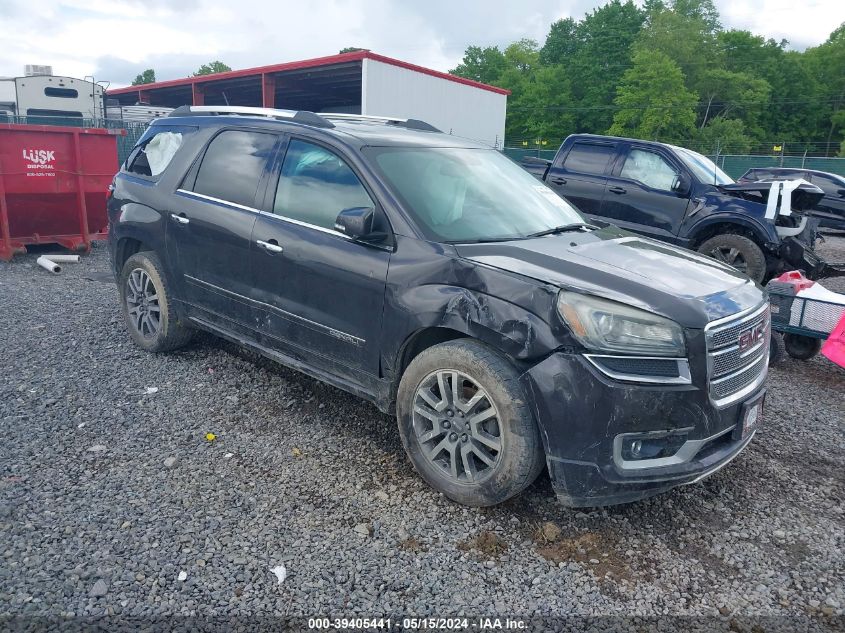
<box><xmin>714</xmin><ymin>155</ymin><xmax>845</xmax><ymax>179</ymax></box>
<box><xmin>503</xmin><ymin>147</ymin><xmax>845</xmax><ymax>179</ymax></box>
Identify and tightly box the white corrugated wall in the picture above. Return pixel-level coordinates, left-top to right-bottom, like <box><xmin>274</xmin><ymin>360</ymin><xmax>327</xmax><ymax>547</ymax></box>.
<box><xmin>361</xmin><ymin>59</ymin><xmax>507</xmax><ymax>148</ymax></box>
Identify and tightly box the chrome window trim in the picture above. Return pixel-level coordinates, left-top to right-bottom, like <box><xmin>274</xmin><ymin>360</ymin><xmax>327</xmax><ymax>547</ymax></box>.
<box><xmin>175</xmin><ymin>189</ymin><xmax>261</xmax><ymax>214</ymax></box>
<box><xmin>256</xmin><ymin>209</ymin><xmax>351</xmax><ymax>240</ymax></box>
<box><xmin>175</xmin><ymin>188</ymin><xmax>353</xmax><ymax>240</ymax></box>
<box><xmin>583</xmin><ymin>354</ymin><xmax>692</xmax><ymax>385</ymax></box>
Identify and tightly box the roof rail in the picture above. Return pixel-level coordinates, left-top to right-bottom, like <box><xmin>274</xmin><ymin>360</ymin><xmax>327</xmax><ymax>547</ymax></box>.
<box><xmin>320</xmin><ymin>113</ymin><xmax>441</xmax><ymax>133</ymax></box>
<box><xmin>168</xmin><ymin>105</ymin><xmax>334</xmax><ymax>129</ymax></box>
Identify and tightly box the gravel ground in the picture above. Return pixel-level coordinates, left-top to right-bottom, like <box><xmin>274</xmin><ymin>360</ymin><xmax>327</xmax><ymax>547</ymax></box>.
<box><xmin>0</xmin><ymin>238</ymin><xmax>843</xmax><ymax>626</ymax></box>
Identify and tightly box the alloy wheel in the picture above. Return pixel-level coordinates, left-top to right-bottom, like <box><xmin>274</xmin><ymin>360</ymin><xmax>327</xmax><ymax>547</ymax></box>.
<box><xmin>412</xmin><ymin>369</ymin><xmax>503</xmax><ymax>483</ymax></box>
<box><xmin>710</xmin><ymin>246</ymin><xmax>748</xmax><ymax>273</ymax></box>
<box><xmin>125</xmin><ymin>269</ymin><xmax>161</xmax><ymax>338</ymax></box>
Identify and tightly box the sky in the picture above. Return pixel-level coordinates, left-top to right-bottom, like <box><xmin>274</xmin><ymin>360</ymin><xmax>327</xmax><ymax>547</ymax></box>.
<box><xmin>0</xmin><ymin>0</ymin><xmax>843</xmax><ymax>87</ymax></box>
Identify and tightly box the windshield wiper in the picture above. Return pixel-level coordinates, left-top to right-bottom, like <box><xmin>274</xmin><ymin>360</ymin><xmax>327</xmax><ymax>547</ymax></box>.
<box><xmin>447</xmin><ymin>236</ymin><xmax>518</xmax><ymax>244</ymax></box>
<box><xmin>527</xmin><ymin>222</ymin><xmax>599</xmax><ymax>238</ymax></box>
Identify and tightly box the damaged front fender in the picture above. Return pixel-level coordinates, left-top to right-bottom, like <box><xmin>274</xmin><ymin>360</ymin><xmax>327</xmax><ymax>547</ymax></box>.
<box><xmin>380</xmin><ymin>236</ymin><xmax>569</xmax><ymax>382</ymax></box>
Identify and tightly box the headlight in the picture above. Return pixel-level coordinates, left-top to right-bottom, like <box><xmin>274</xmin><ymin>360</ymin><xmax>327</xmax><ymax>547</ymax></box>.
<box><xmin>557</xmin><ymin>291</ymin><xmax>686</xmax><ymax>356</ymax></box>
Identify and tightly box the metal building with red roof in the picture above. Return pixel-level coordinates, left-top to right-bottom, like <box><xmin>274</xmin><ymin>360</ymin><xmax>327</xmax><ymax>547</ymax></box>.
<box><xmin>107</xmin><ymin>50</ymin><xmax>509</xmax><ymax>147</ymax></box>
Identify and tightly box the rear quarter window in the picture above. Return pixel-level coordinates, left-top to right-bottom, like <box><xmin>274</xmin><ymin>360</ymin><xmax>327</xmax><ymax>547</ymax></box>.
<box><xmin>125</xmin><ymin>126</ymin><xmax>197</xmax><ymax>179</ymax></box>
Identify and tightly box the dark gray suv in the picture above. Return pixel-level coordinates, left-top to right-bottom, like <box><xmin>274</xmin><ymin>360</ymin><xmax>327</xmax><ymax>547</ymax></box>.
<box><xmin>107</xmin><ymin>106</ymin><xmax>769</xmax><ymax>507</ymax></box>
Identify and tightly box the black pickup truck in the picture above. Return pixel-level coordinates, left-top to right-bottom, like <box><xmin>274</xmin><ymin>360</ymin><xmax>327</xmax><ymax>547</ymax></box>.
<box><xmin>522</xmin><ymin>134</ymin><xmax>840</xmax><ymax>283</ymax></box>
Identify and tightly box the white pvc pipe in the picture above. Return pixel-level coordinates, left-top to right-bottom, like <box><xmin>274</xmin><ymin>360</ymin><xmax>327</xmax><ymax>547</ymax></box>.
<box><xmin>44</xmin><ymin>254</ymin><xmax>81</xmax><ymax>263</ymax></box>
<box><xmin>37</xmin><ymin>256</ymin><xmax>62</xmax><ymax>274</ymax></box>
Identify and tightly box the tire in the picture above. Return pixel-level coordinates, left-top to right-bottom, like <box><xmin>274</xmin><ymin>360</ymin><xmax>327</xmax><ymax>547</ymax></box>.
<box><xmin>697</xmin><ymin>233</ymin><xmax>767</xmax><ymax>283</ymax></box>
<box><xmin>119</xmin><ymin>251</ymin><xmax>193</xmax><ymax>353</ymax></box>
<box><xmin>783</xmin><ymin>333</ymin><xmax>821</xmax><ymax>360</ymax></box>
<box><xmin>768</xmin><ymin>331</ymin><xmax>784</xmax><ymax>365</ymax></box>
<box><xmin>396</xmin><ymin>339</ymin><xmax>544</xmax><ymax>507</ymax></box>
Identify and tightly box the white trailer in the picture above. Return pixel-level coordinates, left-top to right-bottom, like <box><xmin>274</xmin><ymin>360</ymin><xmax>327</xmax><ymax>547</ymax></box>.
<box><xmin>0</xmin><ymin>75</ymin><xmax>104</xmax><ymax>120</ymax></box>
<box><xmin>105</xmin><ymin>103</ymin><xmax>174</xmax><ymax>124</ymax></box>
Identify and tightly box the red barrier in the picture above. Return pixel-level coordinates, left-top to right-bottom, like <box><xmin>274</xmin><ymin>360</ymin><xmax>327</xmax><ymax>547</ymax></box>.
<box><xmin>0</xmin><ymin>124</ymin><xmax>125</xmax><ymax>261</ymax></box>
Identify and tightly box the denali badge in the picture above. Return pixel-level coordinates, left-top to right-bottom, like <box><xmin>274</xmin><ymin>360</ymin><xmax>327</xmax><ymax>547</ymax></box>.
<box><xmin>738</xmin><ymin>322</ymin><xmax>767</xmax><ymax>352</ymax></box>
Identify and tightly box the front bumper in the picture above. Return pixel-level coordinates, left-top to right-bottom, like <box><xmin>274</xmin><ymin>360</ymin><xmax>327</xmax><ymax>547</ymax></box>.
<box><xmin>778</xmin><ymin>219</ymin><xmax>845</xmax><ymax>279</ymax></box>
<box><xmin>520</xmin><ymin>352</ymin><xmax>764</xmax><ymax>507</ymax></box>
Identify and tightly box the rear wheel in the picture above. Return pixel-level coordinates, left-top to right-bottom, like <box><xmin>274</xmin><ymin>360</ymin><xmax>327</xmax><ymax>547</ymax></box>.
<box><xmin>119</xmin><ymin>251</ymin><xmax>193</xmax><ymax>353</ymax></box>
<box><xmin>697</xmin><ymin>233</ymin><xmax>767</xmax><ymax>283</ymax></box>
<box><xmin>396</xmin><ymin>339</ymin><xmax>544</xmax><ymax>507</ymax></box>
<box><xmin>783</xmin><ymin>333</ymin><xmax>821</xmax><ymax>360</ymax></box>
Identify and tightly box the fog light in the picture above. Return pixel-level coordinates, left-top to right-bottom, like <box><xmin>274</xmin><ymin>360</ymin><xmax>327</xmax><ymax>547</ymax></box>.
<box><xmin>620</xmin><ymin>433</ymin><xmax>688</xmax><ymax>461</ymax></box>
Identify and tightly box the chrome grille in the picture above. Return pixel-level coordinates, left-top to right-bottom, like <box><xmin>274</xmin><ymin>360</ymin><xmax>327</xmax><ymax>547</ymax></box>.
<box><xmin>711</xmin><ymin>340</ymin><xmax>767</xmax><ymax>376</ymax></box>
<box><xmin>710</xmin><ymin>353</ymin><xmax>768</xmax><ymax>401</ymax></box>
<box><xmin>705</xmin><ymin>304</ymin><xmax>770</xmax><ymax>407</ymax></box>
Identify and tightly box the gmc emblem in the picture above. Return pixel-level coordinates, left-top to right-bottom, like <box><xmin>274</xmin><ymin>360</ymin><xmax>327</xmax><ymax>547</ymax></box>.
<box><xmin>738</xmin><ymin>322</ymin><xmax>767</xmax><ymax>352</ymax></box>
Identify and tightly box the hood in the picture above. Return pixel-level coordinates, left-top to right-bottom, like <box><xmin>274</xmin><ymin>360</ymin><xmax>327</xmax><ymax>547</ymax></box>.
<box><xmin>718</xmin><ymin>180</ymin><xmax>824</xmax><ymax>212</ymax></box>
<box><xmin>456</xmin><ymin>226</ymin><xmax>764</xmax><ymax>327</ymax></box>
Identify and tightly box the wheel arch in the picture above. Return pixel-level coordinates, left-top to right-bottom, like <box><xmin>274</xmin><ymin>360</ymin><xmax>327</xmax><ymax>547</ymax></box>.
<box><xmin>688</xmin><ymin>218</ymin><xmax>774</xmax><ymax>251</ymax></box>
<box><xmin>114</xmin><ymin>236</ymin><xmax>152</xmax><ymax>275</ymax></box>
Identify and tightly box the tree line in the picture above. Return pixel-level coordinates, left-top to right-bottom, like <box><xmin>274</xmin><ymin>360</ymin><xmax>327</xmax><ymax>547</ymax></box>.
<box><xmin>450</xmin><ymin>0</ymin><xmax>845</xmax><ymax>156</ymax></box>
<box><xmin>132</xmin><ymin>61</ymin><xmax>233</xmax><ymax>86</ymax></box>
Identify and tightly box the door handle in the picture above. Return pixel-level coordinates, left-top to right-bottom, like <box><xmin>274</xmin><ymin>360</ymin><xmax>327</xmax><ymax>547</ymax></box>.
<box><xmin>170</xmin><ymin>213</ymin><xmax>189</xmax><ymax>225</ymax></box>
<box><xmin>256</xmin><ymin>239</ymin><xmax>284</xmax><ymax>254</ymax></box>
<box><xmin>608</xmin><ymin>186</ymin><xmax>627</xmax><ymax>195</ymax></box>
<box><xmin>550</xmin><ymin>177</ymin><xmax>567</xmax><ymax>185</ymax></box>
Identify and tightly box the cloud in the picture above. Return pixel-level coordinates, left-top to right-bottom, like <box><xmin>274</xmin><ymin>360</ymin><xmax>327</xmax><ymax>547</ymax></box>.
<box><xmin>716</xmin><ymin>0</ymin><xmax>845</xmax><ymax>50</ymax></box>
<box><xmin>0</xmin><ymin>0</ymin><xmax>841</xmax><ymax>85</ymax></box>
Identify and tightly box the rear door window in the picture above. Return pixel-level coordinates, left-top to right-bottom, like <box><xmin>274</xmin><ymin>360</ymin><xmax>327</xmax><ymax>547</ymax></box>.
<box><xmin>561</xmin><ymin>142</ymin><xmax>616</xmax><ymax>175</ymax></box>
<box><xmin>191</xmin><ymin>130</ymin><xmax>278</xmax><ymax>208</ymax></box>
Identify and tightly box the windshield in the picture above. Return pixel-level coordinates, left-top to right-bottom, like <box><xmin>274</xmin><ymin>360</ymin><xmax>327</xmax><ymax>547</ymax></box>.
<box><xmin>363</xmin><ymin>147</ymin><xmax>584</xmax><ymax>242</ymax></box>
<box><xmin>673</xmin><ymin>146</ymin><xmax>733</xmax><ymax>186</ymax></box>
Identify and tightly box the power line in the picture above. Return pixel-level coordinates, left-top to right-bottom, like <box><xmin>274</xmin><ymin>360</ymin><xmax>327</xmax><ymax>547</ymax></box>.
<box><xmin>507</xmin><ymin>97</ymin><xmax>843</xmax><ymax>113</ymax></box>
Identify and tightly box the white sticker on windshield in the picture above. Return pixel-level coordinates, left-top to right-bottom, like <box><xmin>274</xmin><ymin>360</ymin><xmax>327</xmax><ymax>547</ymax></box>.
<box><xmin>534</xmin><ymin>185</ymin><xmax>571</xmax><ymax>209</ymax></box>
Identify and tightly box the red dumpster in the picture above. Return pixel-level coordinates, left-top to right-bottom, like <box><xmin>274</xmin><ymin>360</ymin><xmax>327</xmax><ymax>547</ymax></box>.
<box><xmin>0</xmin><ymin>124</ymin><xmax>125</xmax><ymax>261</ymax></box>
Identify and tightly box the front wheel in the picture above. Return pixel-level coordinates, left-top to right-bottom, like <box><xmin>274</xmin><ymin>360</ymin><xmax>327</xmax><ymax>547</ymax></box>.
<box><xmin>697</xmin><ymin>233</ymin><xmax>767</xmax><ymax>283</ymax></box>
<box><xmin>396</xmin><ymin>339</ymin><xmax>544</xmax><ymax>507</ymax></box>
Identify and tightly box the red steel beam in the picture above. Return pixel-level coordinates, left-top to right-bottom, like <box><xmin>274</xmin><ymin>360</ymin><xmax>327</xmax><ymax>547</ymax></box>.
<box><xmin>262</xmin><ymin>74</ymin><xmax>276</xmax><ymax>108</ymax></box>
<box><xmin>192</xmin><ymin>84</ymin><xmax>205</xmax><ymax>106</ymax></box>
<box><xmin>107</xmin><ymin>50</ymin><xmax>510</xmax><ymax>98</ymax></box>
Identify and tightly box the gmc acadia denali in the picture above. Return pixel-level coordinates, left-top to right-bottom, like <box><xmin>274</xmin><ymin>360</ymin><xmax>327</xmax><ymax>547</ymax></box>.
<box><xmin>107</xmin><ymin>106</ymin><xmax>770</xmax><ymax>507</ymax></box>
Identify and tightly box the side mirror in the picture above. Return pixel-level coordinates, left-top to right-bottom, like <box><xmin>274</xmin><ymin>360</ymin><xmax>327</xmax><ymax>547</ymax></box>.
<box><xmin>838</xmin><ymin>188</ymin><xmax>845</xmax><ymax>198</ymax></box>
<box><xmin>672</xmin><ymin>173</ymin><xmax>692</xmax><ymax>196</ymax></box>
<box><xmin>335</xmin><ymin>206</ymin><xmax>375</xmax><ymax>239</ymax></box>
